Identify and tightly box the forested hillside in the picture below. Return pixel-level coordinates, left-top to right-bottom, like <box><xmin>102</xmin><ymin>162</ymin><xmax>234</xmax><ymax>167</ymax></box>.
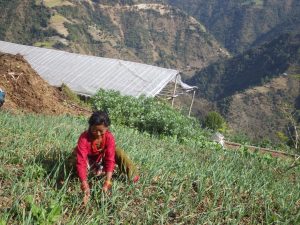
<box><xmin>189</xmin><ymin>33</ymin><xmax>300</xmax><ymax>101</ymax></box>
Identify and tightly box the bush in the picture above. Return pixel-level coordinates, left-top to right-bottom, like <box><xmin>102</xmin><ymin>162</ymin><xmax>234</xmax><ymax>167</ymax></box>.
<box><xmin>91</xmin><ymin>89</ymin><xmax>204</xmax><ymax>140</ymax></box>
<box><xmin>204</xmin><ymin>111</ymin><xmax>226</xmax><ymax>131</ymax></box>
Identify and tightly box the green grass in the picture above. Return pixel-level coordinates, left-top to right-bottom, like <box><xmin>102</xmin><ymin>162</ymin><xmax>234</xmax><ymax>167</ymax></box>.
<box><xmin>33</xmin><ymin>41</ymin><xmax>57</xmax><ymax>48</ymax></box>
<box><xmin>60</xmin><ymin>83</ymin><xmax>90</xmax><ymax>108</ymax></box>
<box><xmin>49</xmin><ymin>13</ymin><xmax>70</xmax><ymax>37</ymax></box>
<box><xmin>291</xmin><ymin>74</ymin><xmax>300</xmax><ymax>79</ymax></box>
<box><xmin>0</xmin><ymin>111</ymin><xmax>300</xmax><ymax>224</ymax></box>
<box><xmin>35</xmin><ymin>0</ymin><xmax>73</xmax><ymax>8</ymax></box>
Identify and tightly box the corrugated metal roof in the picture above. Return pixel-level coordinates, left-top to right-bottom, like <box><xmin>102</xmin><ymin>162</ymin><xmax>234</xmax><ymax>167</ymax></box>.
<box><xmin>0</xmin><ymin>40</ymin><xmax>193</xmax><ymax>97</ymax></box>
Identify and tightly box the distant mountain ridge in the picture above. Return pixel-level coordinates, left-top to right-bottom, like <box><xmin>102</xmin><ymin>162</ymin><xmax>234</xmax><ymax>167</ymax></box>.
<box><xmin>167</xmin><ymin>0</ymin><xmax>300</xmax><ymax>54</ymax></box>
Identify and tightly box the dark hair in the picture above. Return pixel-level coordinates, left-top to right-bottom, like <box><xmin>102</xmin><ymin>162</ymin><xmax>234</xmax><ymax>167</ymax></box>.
<box><xmin>88</xmin><ymin>111</ymin><xmax>110</xmax><ymax>127</ymax></box>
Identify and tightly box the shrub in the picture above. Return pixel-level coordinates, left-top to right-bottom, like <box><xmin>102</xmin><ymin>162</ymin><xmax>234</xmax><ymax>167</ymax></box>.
<box><xmin>91</xmin><ymin>89</ymin><xmax>203</xmax><ymax>140</ymax></box>
<box><xmin>204</xmin><ymin>111</ymin><xmax>226</xmax><ymax>131</ymax></box>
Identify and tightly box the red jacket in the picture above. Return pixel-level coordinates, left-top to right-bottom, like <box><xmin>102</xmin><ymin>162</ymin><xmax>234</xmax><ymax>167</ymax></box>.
<box><xmin>76</xmin><ymin>130</ymin><xmax>116</xmax><ymax>182</ymax></box>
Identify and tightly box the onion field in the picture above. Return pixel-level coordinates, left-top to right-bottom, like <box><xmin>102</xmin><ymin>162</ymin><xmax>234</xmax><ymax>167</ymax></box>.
<box><xmin>0</xmin><ymin>111</ymin><xmax>299</xmax><ymax>224</ymax></box>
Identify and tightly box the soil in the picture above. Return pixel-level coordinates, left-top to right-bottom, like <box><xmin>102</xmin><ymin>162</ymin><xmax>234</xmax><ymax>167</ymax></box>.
<box><xmin>0</xmin><ymin>52</ymin><xmax>91</xmax><ymax>115</ymax></box>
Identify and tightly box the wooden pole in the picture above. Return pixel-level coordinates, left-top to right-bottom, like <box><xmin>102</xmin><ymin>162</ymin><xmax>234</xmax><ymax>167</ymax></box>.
<box><xmin>172</xmin><ymin>74</ymin><xmax>178</xmax><ymax>107</ymax></box>
<box><xmin>189</xmin><ymin>90</ymin><xmax>196</xmax><ymax>117</ymax></box>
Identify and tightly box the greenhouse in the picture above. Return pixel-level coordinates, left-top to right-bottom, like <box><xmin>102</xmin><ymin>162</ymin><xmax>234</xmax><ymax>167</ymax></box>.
<box><xmin>0</xmin><ymin>41</ymin><xmax>196</xmax><ymax>98</ymax></box>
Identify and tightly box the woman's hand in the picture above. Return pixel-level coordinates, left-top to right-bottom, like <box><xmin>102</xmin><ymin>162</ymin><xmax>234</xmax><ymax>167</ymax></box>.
<box><xmin>102</xmin><ymin>180</ymin><xmax>112</xmax><ymax>192</ymax></box>
<box><xmin>102</xmin><ymin>172</ymin><xmax>113</xmax><ymax>192</ymax></box>
<box><xmin>83</xmin><ymin>192</ymin><xmax>90</xmax><ymax>206</ymax></box>
<box><xmin>81</xmin><ymin>181</ymin><xmax>90</xmax><ymax>205</ymax></box>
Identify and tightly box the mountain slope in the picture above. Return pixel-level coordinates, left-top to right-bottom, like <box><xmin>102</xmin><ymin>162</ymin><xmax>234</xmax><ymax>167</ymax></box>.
<box><xmin>0</xmin><ymin>0</ymin><xmax>229</xmax><ymax>75</ymax></box>
<box><xmin>225</xmin><ymin>75</ymin><xmax>300</xmax><ymax>141</ymax></box>
<box><xmin>167</xmin><ymin>0</ymin><xmax>300</xmax><ymax>54</ymax></box>
<box><xmin>0</xmin><ymin>0</ymin><xmax>54</xmax><ymax>44</ymax></box>
<box><xmin>189</xmin><ymin>33</ymin><xmax>300</xmax><ymax>101</ymax></box>
<box><xmin>188</xmin><ymin>33</ymin><xmax>300</xmax><ymax>141</ymax></box>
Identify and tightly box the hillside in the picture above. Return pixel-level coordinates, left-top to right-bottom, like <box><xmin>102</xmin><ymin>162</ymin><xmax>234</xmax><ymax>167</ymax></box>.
<box><xmin>225</xmin><ymin>76</ymin><xmax>300</xmax><ymax>141</ymax></box>
<box><xmin>188</xmin><ymin>33</ymin><xmax>300</xmax><ymax>141</ymax></box>
<box><xmin>0</xmin><ymin>0</ymin><xmax>229</xmax><ymax>76</ymax></box>
<box><xmin>189</xmin><ymin>33</ymin><xmax>300</xmax><ymax>101</ymax></box>
<box><xmin>1</xmin><ymin>111</ymin><xmax>300</xmax><ymax>224</ymax></box>
<box><xmin>167</xmin><ymin>0</ymin><xmax>300</xmax><ymax>54</ymax></box>
<box><xmin>0</xmin><ymin>52</ymin><xmax>88</xmax><ymax>115</ymax></box>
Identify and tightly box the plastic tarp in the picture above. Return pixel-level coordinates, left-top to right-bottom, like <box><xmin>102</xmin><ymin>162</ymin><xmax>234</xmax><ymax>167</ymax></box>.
<box><xmin>172</xmin><ymin>75</ymin><xmax>197</xmax><ymax>91</ymax></box>
<box><xmin>0</xmin><ymin>40</ymin><xmax>195</xmax><ymax>97</ymax></box>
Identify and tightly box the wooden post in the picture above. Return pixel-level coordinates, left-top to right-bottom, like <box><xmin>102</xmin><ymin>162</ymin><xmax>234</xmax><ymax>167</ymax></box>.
<box><xmin>294</xmin><ymin>124</ymin><xmax>298</xmax><ymax>149</ymax></box>
<box><xmin>189</xmin><ymin>90</ymin><xmax>196</xmax><ymax>117</ymax></box>
<box><xmin>172</xmin><ymin>74</ymin><xmax>178</xmax><ymax>107</ymax></box>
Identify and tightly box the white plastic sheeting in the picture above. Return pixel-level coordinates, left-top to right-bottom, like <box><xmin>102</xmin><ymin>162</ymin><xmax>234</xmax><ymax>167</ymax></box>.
<box><xmin>0</xmin><ymin>41</ymin><xmax>195</xmax><ymax>97</ymax></box>
<box><xmin>212</xmin><ymin>132</ymin><xmax>225</xmax><ymax>148</ymax></box>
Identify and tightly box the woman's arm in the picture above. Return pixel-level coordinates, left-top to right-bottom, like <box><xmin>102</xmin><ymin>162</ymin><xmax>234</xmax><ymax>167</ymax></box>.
<box><xmin>76</xmin><ymin>133</ymin><xmax>89</xmax><ymax>183</ymax></box>
<box><xmin>76</xmin><ymin>133</ymin><xmax>91</xmax><ymax>205</ymax></box>
<box><xmin>103</xmin><ymin>133</ymin><xmax>116</xmax><ymax>191</ymax></box>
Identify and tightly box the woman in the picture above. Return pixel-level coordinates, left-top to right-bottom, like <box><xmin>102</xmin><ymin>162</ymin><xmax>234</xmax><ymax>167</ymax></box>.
<box><xmin>75</xmin><ymin>111</ymin><xmax>139</xmax><ymax>205</ymax></box>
